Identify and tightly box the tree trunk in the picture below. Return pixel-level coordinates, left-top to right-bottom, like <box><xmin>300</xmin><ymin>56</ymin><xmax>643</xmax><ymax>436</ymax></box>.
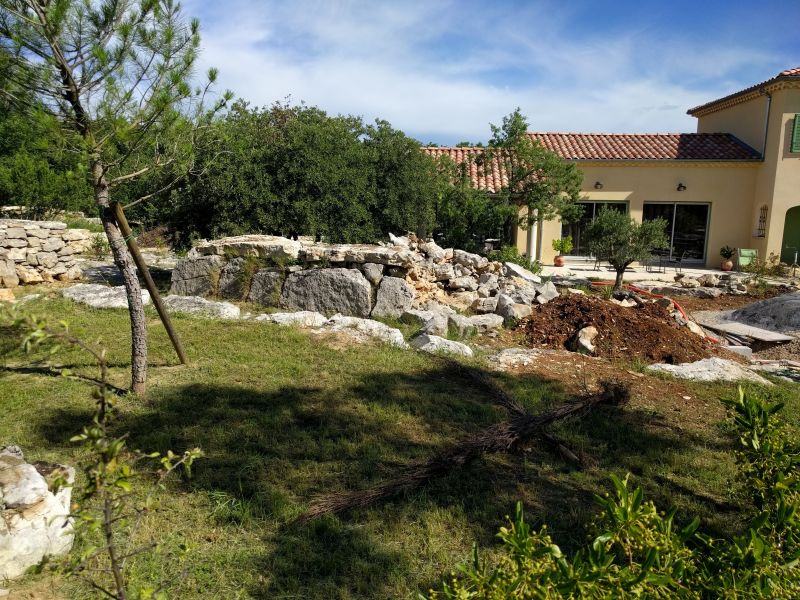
<box><xmin>614</xmin><ymin>268</ymin><xmax>625</xmax><ymax>291</ymax></box>
<box><xmin>92</xmin><ymin>161</ymin><xmax>148</xmax><ymax>395</ymax></box>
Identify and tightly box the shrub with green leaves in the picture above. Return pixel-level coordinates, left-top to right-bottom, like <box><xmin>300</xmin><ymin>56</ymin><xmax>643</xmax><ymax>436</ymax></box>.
<box><xmin>427</xmin><ymin>388</ymin><xmax>800</xmax><ymax>599</ymax></box>
<box><xmin>488</xmin><ymin>245</ymin><xmax>541</xmax><ymax>274</ymax></box>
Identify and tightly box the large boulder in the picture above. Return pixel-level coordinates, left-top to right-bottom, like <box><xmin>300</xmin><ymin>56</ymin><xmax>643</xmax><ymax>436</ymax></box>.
<box><xmin>193</xmin><ymin>235</ymin><xmax>303</xmax><ymax>260</ymax></box>
<box><xmin>371</xmin><ymin>276</ymin><xmax>415</xmax><ymax>318</ymax></box>
<box><xmin>170</xmin><ymin>255</ymin><xmax>225</xmax><ymax>296</ymax></box>
<box><xmin>0</xmin><ymin>258</ymin><xmax>18</xmax><ymax>287</ymax></box>
<box><xmin>246</xmin><ymin>269</ymin><xmax>285</xmax><ymax>306</ymax></box>
<box><xmin>401</xmin><ymin>309</ymin><xmax>449</xmax><ymax>336</ymax></box>
<box><xmin>0</xmin><ymin>446</ymin><xmax>75</xmax><ymax>581</ymax></box>
<box><xmin>452</xmin><ymin>249</ymin><xmax>488</xmax><ymax>271</ymax></box>
<box><xmin>63</xmin><ymin>283</ymin><xmax>151</xmax><ymax>309</ymax></box>
<box><xmin>280</xmin><ymin>268</ymin><xmax>372</xmax><ymax>317</ymax></box>
<box><xmin>217</xmin><ymin>257</ymin><xmax>247</xmax><ymax>299</ymax></box>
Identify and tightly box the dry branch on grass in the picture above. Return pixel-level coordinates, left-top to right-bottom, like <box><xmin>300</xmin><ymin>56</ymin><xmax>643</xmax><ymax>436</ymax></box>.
<box><xmin>299</xmin><ymin>379</ymin><xmax>629</xmax><ymax>522</ymax></box>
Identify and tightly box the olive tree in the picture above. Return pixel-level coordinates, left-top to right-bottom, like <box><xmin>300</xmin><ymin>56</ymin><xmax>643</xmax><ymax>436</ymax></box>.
<box><xmin>0</xmin><ymin>0</ymin><xmax>231</xmax><ymax>393</ymax></box>
<box><xmin>485</xmin><ymin>108</ymin><xmax>584</xmax><ymax>253</ymax></box>
<box><xmin>583</xmin><ymin>207</ymin><xmax>669</xmax><ymax>290</ymax></box>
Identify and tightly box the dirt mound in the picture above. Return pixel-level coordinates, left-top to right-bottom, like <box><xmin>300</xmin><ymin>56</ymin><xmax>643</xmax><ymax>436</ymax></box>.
<box><xmin>519</xmin><ymin>295</ymin><xmax>715</xmax><ymax>364</ymax></box>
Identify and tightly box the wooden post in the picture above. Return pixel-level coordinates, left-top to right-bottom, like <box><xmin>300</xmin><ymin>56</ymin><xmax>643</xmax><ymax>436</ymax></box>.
<box><xmin>111</xmin><ymin>202</ymin><xmax>189</xmax><ymax>365</ymax></box>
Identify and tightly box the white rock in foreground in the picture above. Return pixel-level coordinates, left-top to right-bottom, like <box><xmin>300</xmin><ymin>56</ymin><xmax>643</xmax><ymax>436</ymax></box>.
<box><xmin>324</xmin><ymin>315</ymin><xmax>407</xmax><ymax>348</ymax></box>
<box><xmin>254</xmin><ymin>311</ymin><xmax>328</xmax><ymax>327</ymax></box>
<box><xmin>62</xmin><ymin>283</ymin><xmax>150</xmax><ymax>309</ymax></box>
<box><xmin>488</xmin><ymin>347</ymin><xmax>542</xmax><ymax>369</ymax></box>
<box><xmin>0</xmin><ymin>446</ymin><xmax>75</xmax><ymax>580</ymax></box>
<box><xmin>410</xmin><ymin>334</ymin><xmax>473</xmax><ymax>357</ymax></box>
<box><xmin>503</xmin><ymin>262</ymin><xmax>542</xmax><ymax>284</ymax></box>
<box><xmin>647</xmin><ymin>357</ymin><xmax>772</xmax><ymax>385</ymax></box>
<box><xmin>162</xmin><ymin>295</ymin><xmax>240</xmax><ymax>319</ymax></box>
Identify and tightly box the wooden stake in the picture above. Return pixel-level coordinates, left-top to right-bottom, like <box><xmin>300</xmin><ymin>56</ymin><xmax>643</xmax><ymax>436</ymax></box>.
<box><xmin>111</xmin><ymin>202</ymin><xmax>189</xmax><ymax>365</ymax></box>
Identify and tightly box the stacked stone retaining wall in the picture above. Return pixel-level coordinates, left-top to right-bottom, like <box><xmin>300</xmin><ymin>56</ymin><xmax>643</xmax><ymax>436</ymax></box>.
<box><xmin>0</xmin><ymin>219</ymin><xmax>92</xmax><ymax>287</ymax></box>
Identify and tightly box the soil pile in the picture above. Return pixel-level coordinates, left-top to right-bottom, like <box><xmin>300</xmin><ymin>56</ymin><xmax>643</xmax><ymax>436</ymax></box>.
<box><xmin>519</xmin><ymin>295</ymin><xmax>714</xmax><ymax>364</ymax></box>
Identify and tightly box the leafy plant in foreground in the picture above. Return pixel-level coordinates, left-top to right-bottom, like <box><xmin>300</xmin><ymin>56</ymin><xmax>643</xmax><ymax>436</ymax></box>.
<box><xmin>426</xmin><ymin>388</ymin><xmax>800</xmax><ymax>599</ymax></box>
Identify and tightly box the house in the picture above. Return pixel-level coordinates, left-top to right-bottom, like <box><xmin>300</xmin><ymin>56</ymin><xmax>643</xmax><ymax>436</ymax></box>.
<box><xmin>423</xmin><ymin>67</ymin><xmax>800</xmax><ymax>269</ymax></box>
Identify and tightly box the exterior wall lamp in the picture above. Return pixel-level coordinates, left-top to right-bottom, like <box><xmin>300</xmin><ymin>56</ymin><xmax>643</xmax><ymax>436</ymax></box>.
<box><xmin>594</xmin><ymin>181</ymin><xmax>603</xmax><ymax>189</ymax></box>
<box><xmin>676</xmin><ymin>183</ymin><xmax>687</xmax><ymax>191</ymax></box>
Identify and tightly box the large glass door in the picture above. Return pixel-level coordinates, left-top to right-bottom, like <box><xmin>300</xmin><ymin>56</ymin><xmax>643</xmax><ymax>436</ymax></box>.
<box><xmin>643</xmin><ymin>203</ymin><xmax>709</xmax><ymax>262</ymax></box>
<box><xmin>561</xmin><ymin>202</ymin><xmax>627</xmax><ymax>256</ymax></box>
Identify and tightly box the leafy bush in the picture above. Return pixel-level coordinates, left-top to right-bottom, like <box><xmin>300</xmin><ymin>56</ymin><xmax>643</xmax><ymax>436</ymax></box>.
<box><xmin>488</xmin><ymin>245</ymin><xmax>541</xmax><ymax>274</ymax></box>
<box><xmin>743</xmin><ymin>252</ymin><xmax>788</xmax><ymax>279</ymax></box>
<box><xmin>551</xmin><ymin>236</ymin><xmax>573</xmax><ymax>255</ymax></box>
<box><xmin>427</xmin><ymin>388</ymin><xmax>800</xmax><ymax>599</ymax></box>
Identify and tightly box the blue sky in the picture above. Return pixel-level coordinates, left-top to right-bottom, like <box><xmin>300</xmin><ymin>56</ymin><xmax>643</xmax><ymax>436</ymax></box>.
<box><xmin>184</xmin><ymin>0</ymin><xmax>798</xmax><ymax>145</ymax></box>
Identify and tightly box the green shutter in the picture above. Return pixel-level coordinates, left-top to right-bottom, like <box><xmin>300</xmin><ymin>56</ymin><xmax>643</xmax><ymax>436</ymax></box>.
<box><xmin>792</xmin><ymin>114</ymin><xmax>800</xmax><ymax>153</ymax></box>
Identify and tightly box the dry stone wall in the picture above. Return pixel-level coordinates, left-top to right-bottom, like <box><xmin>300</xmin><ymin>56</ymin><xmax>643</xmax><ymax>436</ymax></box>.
<box><xmin>170</xmin><ymin>233</ymin><xmax>550</xmax><ymax>319</ymax></box>
<box><xmin>0</xmin><ymin>219</ymin><xmax>92</xmax><ymax>287</ymax></box>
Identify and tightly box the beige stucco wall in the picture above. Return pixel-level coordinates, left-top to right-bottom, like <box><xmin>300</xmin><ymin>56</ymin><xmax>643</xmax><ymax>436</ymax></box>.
<box><xmin>758</xmin><ymin>87</ymin><xmax>800</xmax><ymax>259</ymax></box>
<box><xmin>697</xmin><ymin>95</ymin><xmax>769</xmax><ymax>154</ymax></box>
<box><xmin>518</xmin><ymin>162</ymin><xmax>760</xmax><ymax>268</ymax></box>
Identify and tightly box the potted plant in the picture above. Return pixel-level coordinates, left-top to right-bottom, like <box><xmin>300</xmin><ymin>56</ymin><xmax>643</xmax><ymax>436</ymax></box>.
<box><xmin>720</xmin><ymin>245</ymin><xmax>735</xmax><ymax>271</ymax></box>
<box><xmin>552</xmin><ymin>236</ymin><xmax>573</xmax><ymax>267</ymax></box>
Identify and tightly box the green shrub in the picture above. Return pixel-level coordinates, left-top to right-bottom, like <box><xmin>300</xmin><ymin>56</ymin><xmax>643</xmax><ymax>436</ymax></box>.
<box><xmin>427</xmin><ymin>388</ymin><xmax>800</xmax><ymax>599</ymax></box>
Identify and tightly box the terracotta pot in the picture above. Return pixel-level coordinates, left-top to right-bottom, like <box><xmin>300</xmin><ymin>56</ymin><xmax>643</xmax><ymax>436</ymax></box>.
<box><xmin>554</xmin><ymin>255</ymin><xmax>566</xmax><ymax>267</ymax></box>
<box><xmin>721</xmin><ymin>259</ymin><xmax>734</xmax><ymax>272</ymax></box>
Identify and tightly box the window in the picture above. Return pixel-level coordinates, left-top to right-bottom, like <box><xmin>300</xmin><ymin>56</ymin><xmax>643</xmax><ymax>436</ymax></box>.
<box><xmin>792</xmin><ymin>114</ymin><xmax>800</xmax><ymax>153</ymax></box>
<box><xmin>755</xmin><ymin>205</ymin><xmax>767</xmax><ymax>238</ymax></box>
<box><xmin>643</xmin><ymin>202</ymin><xmax>710</xmax><ymax>261</ymax></box>
<box><xmin>561</xmin><ymin>201</ymin><xmax>627</xmax><ymax>256</ymax></box>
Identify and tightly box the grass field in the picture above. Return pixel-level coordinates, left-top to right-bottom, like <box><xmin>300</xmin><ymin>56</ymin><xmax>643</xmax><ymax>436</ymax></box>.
<box><xmin>1</xmin><ymin>292</ymin><xmax>797</xmax><ymax>599</ymax></box>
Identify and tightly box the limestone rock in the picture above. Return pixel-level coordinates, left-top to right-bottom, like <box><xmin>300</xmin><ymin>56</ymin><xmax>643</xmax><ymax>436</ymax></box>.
<box><xmin>163</xmin><ymin>295</ymin><xmax>240</xmax><ymax>319</ymax></box>
<box><xmin>0</xmin><ymin>259</ymin><xmax>18</xmax><ymax>287</ymax></box>
<box><xmin>254</xmin><ymin>311</ymin><xmax>328</xmax><ymax>327</ymax></box>
<box><xmin>488</xmin><ymin>347</ymin><xmax>543</xmax><ymax>370</ymax></box>
<box><xmin>0</xmin><ymin>289</ymin><xmax>14</xmax><ymax>302</ymax></box>
<box><xmin>471</xmin><ymin>296</ymin><xmax>498</xmax><ymax>314</ymax></box>
<box><xmin>246</xmin><ymin>269</ymin><xmax>285</xmax><ymax>306</ymax></box>
<box><xmin>447</xmin><ymin>276</ymin><xmax>479</xmax><ymax>292</ymax></box>
<box><xmin>468</xmin><ymin>313</ymin><xmax>504</xmax><ymax>332</ymax></box>
<box><xmin>371</xmin><ymin>276</ymin><xmax>415</xmax><ymax>318</ymax></box>
<box><xmin>217</xmin><ymin>257</ymin><xmax>248</xmax><ymax>299</ymax></box>
<box><xmin>647</xmin><ymin>357</ymin><xmax>771</xmax><ymax>385</ymax></box>
<box><xmin>433</xmin><ymin>263</ymin><xmax>455</xmax><ymax>281</ymax></box>
<box><xmin>41</xmin><ymin>237</ymin><xmax>64</xmax><ymax>252</ymax></box>
<box><xmin>535</xmin><ymin>281</ymin><xmax>559</xmax><ymax>304</ymax></box>
<box><xmin>410</xmin><ymin>333</ymin><xmax>473</xmax><ymax>357</ymax></box>
<box><xmin>686</xmin><ymin>320</ymin><xmax>706</xmax><ymax>337</ymax></box>
<box><xmin>324</xmin><ymin>315</ymin><xmax>407</xmax><ymax>347</ymax></box>
<box><xmin>679</xmin><ymin>278</ymin><xmax>700</xmax><ymax>289</ymax></box>
<box><xmin>170</xmin><ymin>255</ymin><xmax>225</xmax><ymax>296</ymax></box>
<box><xmin>401</xmin><ymin>309</ymin><xmax>449</xmax><ymax>336</ymax></box>
<box><xmin>452</xmin><ymin>249</ymin><xmax>488</xmax><ymax>270</ymax></box>
<box><xmin>0</xmin><ymin>447</ymin><xmax>75</xmax><ymax>581</ymax></box>
<box><xmin>503</xmin><ymin>262</ymin><xmax>542</xmax><ymax>284</ymax></box>
<box><xmin>300</xmin><ymin>243</ymin><xmax>416</xmax><ymax>268</ymax></box>
<box><xmin>194</xmin><ymin>235</ymin><xmax>303</xmax><ymax>260</ymax></box>
<box><xmin>281</xmin><ymin>268</ymin><xmax>372</xmax><ymax>317</ymax></box>
<box><xmin>360</xmin><ymin>263</ymin><xmax>384</xmax><ymax>286</ymax></box>
<box><xmin>419</xmin><ymin>240</ymin><xmax>446</xmax><ymax>262</ymax></box>
<box><xmin>574</xmin><ymin>326</ymin><xmax>598</xmax><ymax>355</ymax></box>
<box><xmin>63</xmin><ymin>284</ymin><xmax>151</xmax><ymax>309</ymax></box>
<box><xmin>697</xmin><ymin>274</ymin><xmax>720</xmax><ymax>287</ymax></box>
<box><xmin>448</xmin><ymin>314</ymin><xmax>476</xmax><ymax>337</ymax></box>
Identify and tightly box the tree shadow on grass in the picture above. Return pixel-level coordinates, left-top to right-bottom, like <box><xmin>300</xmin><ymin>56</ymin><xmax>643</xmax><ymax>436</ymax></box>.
<box><xmin>29</xmin><ymin>363</ymin><xmax>741</xmax><ymax>599</ymax></box>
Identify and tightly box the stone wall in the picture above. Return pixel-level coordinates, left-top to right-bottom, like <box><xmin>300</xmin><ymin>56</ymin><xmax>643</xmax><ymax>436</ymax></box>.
<box><xmin>0</xmin><ymin>219</ymin><xmax>92</xmax><ymax>287</ymax></box>
<box><xmin>170</xmin><ymin>234</ymin><xmax>548</xmax><ymax>319</ymax></box>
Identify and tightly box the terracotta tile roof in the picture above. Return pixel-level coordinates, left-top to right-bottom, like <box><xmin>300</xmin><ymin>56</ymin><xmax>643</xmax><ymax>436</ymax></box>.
<box><xmin>422</xmin><ymin>133</ymin><xmax>760</xmax><ymax>189</ymax></box>
<box><xmin>527</xmin><ymin>132</ymin><xmax>761</xmax><ymax>161</ymax></box>
<box><xmin>422</xmin><ymin>146</ymin><xmax>509</xmax><ymax>192</ymax></box>
<box><xmin>688</xmin><ymin>66</ymin><xmax>800</xmax><ymax>116</ymax></box>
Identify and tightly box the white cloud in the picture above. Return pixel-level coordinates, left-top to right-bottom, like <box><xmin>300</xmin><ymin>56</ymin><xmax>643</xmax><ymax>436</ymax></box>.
<box><xmin>183</xmin><ymin>0</ymin><xmax>793</xmax><ymax>144</ymax></box>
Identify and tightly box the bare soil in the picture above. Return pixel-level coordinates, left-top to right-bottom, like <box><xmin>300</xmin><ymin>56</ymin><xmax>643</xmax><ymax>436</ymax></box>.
<box><xmin>518</xmin><ymin>295</ymin><xmax>722</xmax><ymax>364</ymax></box>
<box><xmin>677</xmin><ymin>285</ymin><xmax>793</xmax><ymax>313</ymax></box>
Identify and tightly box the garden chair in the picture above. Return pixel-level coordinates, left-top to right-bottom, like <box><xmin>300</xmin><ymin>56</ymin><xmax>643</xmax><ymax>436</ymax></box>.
<box><xmin>737</xmin><ymin>248</ymin><xmax>758</xmax><ymax>272</ymax></box>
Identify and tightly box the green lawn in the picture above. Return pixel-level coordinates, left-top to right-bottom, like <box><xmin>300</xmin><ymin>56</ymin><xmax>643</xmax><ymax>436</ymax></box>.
<box><xmin>1</xmin><ymin>293</ymin><xmax>797</xmax><ymax>599</ymax></box>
